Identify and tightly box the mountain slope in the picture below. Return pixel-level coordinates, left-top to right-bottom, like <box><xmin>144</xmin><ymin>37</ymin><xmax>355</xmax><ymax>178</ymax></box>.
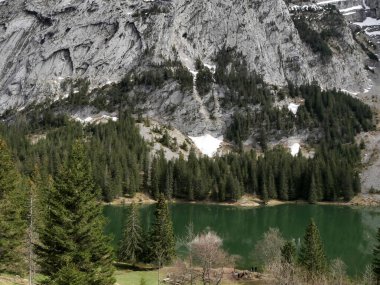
<box><xmin>0</xmin><ymin>0</ymin><xmax>370</xmax><ymax>113</ymax></box>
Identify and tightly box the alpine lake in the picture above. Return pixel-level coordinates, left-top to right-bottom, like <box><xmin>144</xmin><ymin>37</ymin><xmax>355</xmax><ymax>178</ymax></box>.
<box><xmin>104</xmin><ymin>203</ymin><xmax>380</xmax><ymax>277</ymax></box>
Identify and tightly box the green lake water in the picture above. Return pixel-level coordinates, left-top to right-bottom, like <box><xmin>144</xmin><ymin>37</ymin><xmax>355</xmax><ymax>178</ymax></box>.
<box><xmin>103</xmin><ymin>203</ymin><xmax>380</xmax><ymax>277</ymax></box>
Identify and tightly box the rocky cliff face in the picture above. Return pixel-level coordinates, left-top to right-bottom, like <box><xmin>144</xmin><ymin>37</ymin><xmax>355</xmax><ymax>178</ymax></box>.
<box><xmin>0</xmin><ymin>0</ymin><xmax>370</xmax><ymax>114</ymax></box>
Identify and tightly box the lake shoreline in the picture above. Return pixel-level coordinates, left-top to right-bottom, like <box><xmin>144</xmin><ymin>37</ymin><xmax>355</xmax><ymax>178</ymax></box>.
<box><xmin>104</xmin><ymin>193</ymin><xmax>380</xmax><ymax>208</ymax></box>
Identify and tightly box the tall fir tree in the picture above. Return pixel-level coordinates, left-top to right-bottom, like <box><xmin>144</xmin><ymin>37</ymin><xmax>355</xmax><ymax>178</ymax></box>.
<box><xmin>281</xmin><ymin>240</ymin><xmax>297</xmax><ymax>264</ymax></box>
<box><xmin>278</xmin><ymin>169</ymin><xmax>289</xmax><ymax>201</ymax></box>
<box><xmin>118</xmin><ymin>202</ymin><xmax>142</xmax><ymax>264</ymax></box>
<box><xmin>308</xmin><ymin>175</ymin><xmax>318</xmax><ymax>204</ymax></box>
<box><xmin>0</xmin><ymin>139</ymin><xmax>27</xmax><ymax>275</ymax></box>
<box><xmin>268</xmin><ymin>169</ymin><xmax>277</xmax><ymax>199</ymax></box>
<box><xmin>373</xmin><ymin>228</ymin><xmax>380</xmax><ymax>285</ymax></box>
<box><xmin>37</xmin><ymin>141</ymin><xmax>115</xmax><ymax>285</ymax></box>
<box><xmin>298</xmin><ymin>220</ymin><xmax>327</xmax><ymax>279</ymax></box>
<box><xmin>148</xmin><ymin>193</ymin><xmax>175</xmax><ymax>265</ymax></box>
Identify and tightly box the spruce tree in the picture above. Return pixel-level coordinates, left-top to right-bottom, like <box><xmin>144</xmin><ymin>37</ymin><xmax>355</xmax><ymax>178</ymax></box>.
<box><xmin>37</xmin><ymin>141</ymin><xmax>115</xmax><ymax>285</ymax></box>
<box><xmin>261</xmin><ymin>178</ymin><xmax>269</xmax><ymax>204</ymax></box>
<box><xmin>373</xmin><ymin>228</ymin><xmax>380</xmax><ymax>285</ymax></box>
<box><xmin>0</xmin><ymin>139</ymin><xmax>26</xmax><ymax>275</ymax></box>
<box><xmin>308</xmin><ymin>175</ymin><xmax>318</xmax><ymax>204</ymax></box>
<box><xmin>299</xmin><ymin>220</ymin><xmax>327</xmax><ymax>278</ymax></box>
<box><xmin>119</xmin><ymin>202</ymin><xmax>142</xmax><ymax>264</ymax></box>
<box><xmin>148</xmin><ymin>193</ymin><xmax>175</xmax><ymax>264</ymax></box>
<box><xmin>279</xmin><ymin>169</ymin><xmax>289</xmax><ymax>201</ymax></box>
<box><xmin>268</xmin><ymin>169</ymin><xmax>277</xmax><ymax>199</ymax></box>
<box><xmin>281</xmin><ymin>240</ymin><xmax>296</xmax><ymax>264</ymax></box>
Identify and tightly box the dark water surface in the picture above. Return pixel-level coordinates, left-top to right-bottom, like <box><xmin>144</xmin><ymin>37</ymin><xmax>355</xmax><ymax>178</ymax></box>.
<box><xmin>104</xmin><ymin>203</ymin><xmax>379</xmax><ymax>276</ymax></box>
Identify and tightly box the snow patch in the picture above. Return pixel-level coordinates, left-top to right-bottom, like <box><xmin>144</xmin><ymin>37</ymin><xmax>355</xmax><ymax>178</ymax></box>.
<box><xmin>342</xmin><ymin>11</ymin><xmax>357</xmax><ymax>16</ymax></box>
<box><xmin>204</xmin><ymin>63</ymin><xmax>216</xmax><ymax>74</ymax></box>
<box><xmin>365</xmin><ymin>29</ymin><xmax>380</xmax><ymax>36</ymax></box>
<box><xmin>289</xmin><ymin>143</ymin><xmax>300</xmax><ymax>157</ymax></box>
<box><xmin>339</xmin><ymin>5</ymin><xmax>363</xmax><ymax>13</ymax></box>
<box><xmin>341</xmin><ymin>89</ymin><xmax>359</xmax><ymax>96</ymax></box>
<box><xmin>73</xmin><ymin>115</ymin><xmax>118</xmax><ymax>125</ymax></box>
<box><xmin>288</xmin><ymin>103</ymin><xmax>300</xmax><ymax>115</ymax></box>
<box><xmin>189</xmin><ymin>134</ymin><xmax>223</xmax><ymax>157</ymax></box>
<box><xmin>354</xmin><ymin>17</ymin><xmax>380</xmax><ymax>27</ymax></box>
<box><xmin>363</xmin><ymin>0</ymin><xmax>370</xmax><ymax>10</ymax></box>
<box><xmin>317</xmin><ymin>0</ymin><xmax>346</xmax><ymax>5</ymax></box>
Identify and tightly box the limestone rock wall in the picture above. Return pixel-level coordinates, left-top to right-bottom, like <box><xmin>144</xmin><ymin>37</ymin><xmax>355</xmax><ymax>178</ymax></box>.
<box><xmin>0</xmin><ymin>0</ymin><xmax>370</xmax><ymax>113</ymax></box>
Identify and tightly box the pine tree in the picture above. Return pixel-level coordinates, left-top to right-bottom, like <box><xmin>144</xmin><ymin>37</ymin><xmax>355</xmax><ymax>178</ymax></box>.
<box><xmin>261</xmin><ymin>178</ymin><xmax>268</xmax><ymax>204</ymax></box>
<box><xmin>37</xmin><ymin>141</ymin><xmax>115</xmax><ymax>285</ymax></box>
<box><xmin>119</xmin><ymin>203</ymin><xmax>142</xmax><ymax>264</ymax></box>
<box><xmin>279</xmin><ymin>169</ymin><xmax>289</xmax><ymax>201</ymax></box>
<box><xmin>342</xmin><ymin>171</ymin><xmax>354</xmax><ymax>202</ymax></box>
<box><xmin>299</xmin><ymin>220</ymin><xmax>327</xmax><ymax>278</ymax></box>
<box><xmin>281</xmin><ymin>240</ymin><xmax>296</xmax><ymax>264</ymax></box>
<box><xmin>0</xmin><ymin>139</ymin><xmax>27</xmax><ymax>275</ymax></box>
<box><xmin>373</xmin><ymin>228</ymin><xmax>380</xmax><ymax>285</ymax></box>
<box><xmin>268</xmin><ymin>169</ymin><xmax>277</xmax><ymax>199</ymax></box>
<box><xmin>308</xmin><ymin>175</ymin><xmax>318</xmax><ymax>204</ymax></box>
<box><xmin>148</xmin><ymin>193</ymin><xmax>175</xmax><ymax>264</ymax></box>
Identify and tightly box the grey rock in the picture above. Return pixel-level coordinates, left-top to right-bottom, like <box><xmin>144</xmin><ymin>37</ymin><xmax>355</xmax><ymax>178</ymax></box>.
<box><xmin>0</xmin><ymin>0</ymin><xmax>371</xmax><ymax>115</ymax></box>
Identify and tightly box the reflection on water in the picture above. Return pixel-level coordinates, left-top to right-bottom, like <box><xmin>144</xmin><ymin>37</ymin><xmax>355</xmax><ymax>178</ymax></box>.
<box><xmin>103</xmin><ymin>203</ymin><xmax>380</xmax><ymax>276</ymax></box>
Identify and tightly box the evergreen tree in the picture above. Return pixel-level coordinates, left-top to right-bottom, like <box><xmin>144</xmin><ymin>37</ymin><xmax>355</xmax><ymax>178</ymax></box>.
<box><xmin>261</xmin><ymin>178</ymin><xmax>269</xmax><ymax>204</ymax></box>
<box><xmin>373</xmin><ymin>228</ymin><xmax>380</xmax><ymax>285</ymax></box>
<box><xmin>148</xmin><ymin>194</ymin><xmax>175</xmax><ymax>264</ymax></box>
<box><xmin>37</xmin><ymin>141</ymin><xmax>115</xmax><ymax>285</ymax></box>
<box><xmin>118</xmin><ymin>203</ymin><xmax>142</xmax><ymax>264</ymax></box>
<box><xmin>342</xmin><ymin>171</ymin><xmax>354</xmax><ymax>202</ymax></box>
<box><xmin>279</xmin><ymin>169</ymin><xmax>289</xmax><ymax>201</ymax></box>
<box><xmin>308</xmin><ymin>175</ymin><xmax>318</xmax><ymax>204</ymax></box>
<box><xmin>281</xmin><ymin>240</ymin><xmax>297</xmax><ymax>264</ymax></box>
<box><xmin>268</xmin><ymin>169</ymin><xmax>277</xmax><ymax>199</ymax></box>
<box><xmin>299</xmin><ymin>220</ymin><xmax>327</xmax><ymax>278</ymax></box>
<box><xmin>0</xmin><ymin>139</ymin><xmax>26</xmax><ymax>275</ymax></box>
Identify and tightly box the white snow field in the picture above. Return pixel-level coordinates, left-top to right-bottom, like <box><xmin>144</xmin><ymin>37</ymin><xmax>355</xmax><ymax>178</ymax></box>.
<box><xmin>288</xmin><ymin>103</ymin><xmax>300</xmax><ymax>115</ymax></box>
<box><xmin>289</xmin><ymin>143</ymin><xmax>301</xmax><ymax>157</ymax></box>
<box><xmin>189</xmin><ymin>134</ymin><xmax>223</xmax><ymax>157</ymax></box>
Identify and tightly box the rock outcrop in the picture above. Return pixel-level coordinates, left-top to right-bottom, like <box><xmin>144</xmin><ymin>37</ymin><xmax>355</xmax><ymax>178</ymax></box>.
<box><xmin>0</xmin><ymin>0</ymin><xmax>371</xmax><ymax>114</ymax></box>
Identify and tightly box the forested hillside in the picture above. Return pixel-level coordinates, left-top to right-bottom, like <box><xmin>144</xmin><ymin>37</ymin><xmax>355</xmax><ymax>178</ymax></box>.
<box><xmin>0</xmin><ymin>80</ymin><xmax>371</xmax><ymax>203</ymax></box>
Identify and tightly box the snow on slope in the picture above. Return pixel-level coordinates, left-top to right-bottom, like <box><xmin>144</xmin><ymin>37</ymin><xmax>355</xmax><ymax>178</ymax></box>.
<box><xmin>339</xmin><ymin>5</ymin><xmax>363</xmax><ymax>13</ymax></box>
<box><xmin>317</xmin><ymin>0</ymin><xmax>346</xmax><ymax>5</ymax></box>
<box><xmin>354</xmin><ymin>17</ymin><xmax>380</xmax><ymax>27</ymax></box>
<box><xmin>290</xmin><ymin>143</ymin><xmax>301</xmax><ymax>156</ymax></box>
<box><xmin>288</xmin><ymin>103</ymin><xmax>300</xmax><ymax>115</ymax></box>
<box><xmin>73</xmin><ymin>115</ymin><xmax>118</xmax><ymax>125</ymax></box>
<box><xmin>189</xmin><ymin>134</ymin><xmax>223</xmax><ymax>157</ymax></box>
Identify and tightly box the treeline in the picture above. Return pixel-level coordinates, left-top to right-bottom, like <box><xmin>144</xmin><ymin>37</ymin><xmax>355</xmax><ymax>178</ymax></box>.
<box><xmin>149</xmin><ymin>144</ymin><xmax>360</xmax><ymax>203</ymax></box>
<box><xmin>89</xmin><ymin>60</ymin><xmax>193</xmax><ymax>112</ymax></box>
<box><xmin>226</xmin><ymin>83</ymin><xmax>374</xmax><ymax>147</ymax></box>
<box><xmin>0</xmin><ymin>105</ymin><xmax>364</xmax><ymax>204</ymax></box>
<box><xmin>0</xmin><ymin>112</ymin><xmax>149</xmax><ymax>202</ymax></box>
<box><xmin>214</xmin><ymin>47</ymin><xmax>272</xmax><ymax>108</ymax></box>
<box><xmin>292</xmin><ymin>6</ymin><xmax>343</xmax><ymax>60</ymax></box>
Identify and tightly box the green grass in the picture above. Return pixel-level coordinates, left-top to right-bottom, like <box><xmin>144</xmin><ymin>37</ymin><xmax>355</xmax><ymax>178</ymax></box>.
<box><xmin>115</xmin><ymin>270</ymin><xmax>159</xmax><ymax>285</ymax></box>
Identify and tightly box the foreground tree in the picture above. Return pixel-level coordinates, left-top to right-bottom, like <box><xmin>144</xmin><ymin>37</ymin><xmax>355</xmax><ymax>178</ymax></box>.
<box><xmin>253</xmin><ymin>228</ymin><xmax>285</xmax><ymax>268</ymax></box>
<box><xmin>281</xmin><ymin>240</ymin><xmax>297</xmax><ymax>265</ymax></box>
<box><xmin>191</xmin><ymin>231</ymin><xmax>231</xmax><ymax>285</ymax></box>
<box><xmin>374</xmin><ymin>228</ymin><xmax>380</xmax><ymax>285</ymax></box>
<box><xmin>37</xmin><ymin>141</ymin><xmax>115</xmax><ymax>285</ymax></box>
<box><xmin>148</xmin><ymin>193</ymin><xmax>175</xmax><ymax>264</ymax></box>
<box><xmin>298</xmin><ymin>219</ymin><xmax>327</xmax><ymax>280</ymax></box>
<box><xmin>118</xmin><ymin>202</ymin><xmax>142</xmax><ymax>264</ymax></box>
<box><xmin>0</xmin><ymin>139</ymin><xmax>26</xmax><ymax>275</ymax></box>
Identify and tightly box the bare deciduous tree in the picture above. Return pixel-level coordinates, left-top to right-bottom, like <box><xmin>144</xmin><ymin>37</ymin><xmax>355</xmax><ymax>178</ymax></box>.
<box><xmin>253</xmin><ymin>228</ymin><xmax>285</xmax><ymax>267</ymax></box>
<box><xmin>190</xmin><ymin>231</ymin><xmax>231</xmax><ymax>285</ymax></box>
<box><xmin>330</xmin><ymin>258</ymin><xmax>346</xmax><ymax>285</ymax></box>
